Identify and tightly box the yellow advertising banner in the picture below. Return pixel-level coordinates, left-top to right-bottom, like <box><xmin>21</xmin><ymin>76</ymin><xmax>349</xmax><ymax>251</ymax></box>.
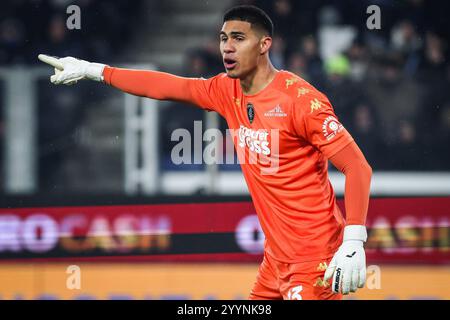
<box><xmin>0</xmin><ymin>263</ymin><xmax>448</xmax><ymax>300</ymax></box>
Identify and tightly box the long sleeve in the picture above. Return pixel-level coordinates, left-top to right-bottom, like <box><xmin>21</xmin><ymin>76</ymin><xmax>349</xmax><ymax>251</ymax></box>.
<box><xmin>328</xmin><ymin>141</ymin><xmax>372</xmax><ymax>226</ymax></box>
<box><xmin>102</xmin><ymin>66</ymin><xmax>226</xmax><ymax>113</ymax></box>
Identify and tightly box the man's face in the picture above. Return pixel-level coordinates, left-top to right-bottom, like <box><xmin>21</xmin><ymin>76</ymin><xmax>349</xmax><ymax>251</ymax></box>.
<box><xmin>220</xmin><ymin>20</ymin><xmax>264</xmax><ymax>79</ymax></box>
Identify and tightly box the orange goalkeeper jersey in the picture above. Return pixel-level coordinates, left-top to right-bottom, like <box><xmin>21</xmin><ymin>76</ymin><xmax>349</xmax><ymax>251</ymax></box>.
<box><xmin>104</xmin><ymin>68</ymin><xmax>356</xmax><ymax>263</ymax></box>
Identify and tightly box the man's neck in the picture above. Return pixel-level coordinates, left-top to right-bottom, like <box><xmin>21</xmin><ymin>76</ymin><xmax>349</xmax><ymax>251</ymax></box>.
<box><xmin>240</xmin><ymin>59</ymin><xmax>278</xmax><ymax>95</ymax></box>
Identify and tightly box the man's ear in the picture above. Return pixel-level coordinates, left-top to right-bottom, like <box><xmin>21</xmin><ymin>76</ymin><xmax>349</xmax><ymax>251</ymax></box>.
<box><xmin>260</xmin><ymin>36</ymin><xmax>272</xmax><ymax>55</ymax></box>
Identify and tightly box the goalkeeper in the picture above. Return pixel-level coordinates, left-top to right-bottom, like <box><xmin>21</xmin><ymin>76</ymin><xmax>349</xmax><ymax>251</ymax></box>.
<box><xmin>38</xmin><ymin>5</ymin><xmax>372</xmax><ymax>300</ymax></box>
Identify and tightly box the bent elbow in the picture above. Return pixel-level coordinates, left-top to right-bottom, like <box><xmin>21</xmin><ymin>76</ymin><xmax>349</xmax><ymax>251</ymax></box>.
<box><xmin>362</xmin><ymin>159</ymin><xmax>373</xmax><ymax>182</ymax></box>
<box><xmin>366</xmin><ymin>161</ymin><xmax>373</xmax><ymax>176</ymax></box>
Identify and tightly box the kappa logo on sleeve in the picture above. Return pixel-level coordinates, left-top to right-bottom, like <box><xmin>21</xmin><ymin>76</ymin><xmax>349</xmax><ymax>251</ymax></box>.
<box><xmin>297</xmin><ymin>87</ymin><xmax>310</xmax><ymax>97</ymax></box>
<box><xmin>310</xmin><ymin>98</ymin><xmax>323</xmax><ymax>113</ymax></box>
<box><xmin>322</xmin><ymin>116</ymin><xmax>344</xmax><ymax>141</ymax></box>
<box><xmin>285</xmin><ymin>77</ymin><xmax>300</xmax><ymax>89</ymax></box>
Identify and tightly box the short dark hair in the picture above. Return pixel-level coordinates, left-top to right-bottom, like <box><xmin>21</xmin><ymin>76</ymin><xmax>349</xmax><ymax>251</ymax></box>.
<box><xmin>223</xmin><ymin>5</ymin><xmax>274</xmax><ymax>37</ymax></box>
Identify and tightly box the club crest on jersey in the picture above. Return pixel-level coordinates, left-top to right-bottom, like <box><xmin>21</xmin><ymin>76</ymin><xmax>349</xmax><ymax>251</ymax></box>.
<box><xmin>247</xmin><ymin>102</ymin><xmax>255</xmax><ymax>124</ymax></box>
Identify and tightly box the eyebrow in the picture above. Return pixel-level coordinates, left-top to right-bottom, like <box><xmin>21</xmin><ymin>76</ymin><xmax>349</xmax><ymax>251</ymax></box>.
<box><xmin>220</xmin><ymin>31</ymin><xmax>246</xmax><ymax>37</ymax></box>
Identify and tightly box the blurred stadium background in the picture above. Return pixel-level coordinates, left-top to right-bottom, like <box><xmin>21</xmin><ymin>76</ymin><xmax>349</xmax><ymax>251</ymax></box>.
<box><xmin>0</xmin><ymin>0</ymin><xmax>449</xmax><ymax>300</ymax></box>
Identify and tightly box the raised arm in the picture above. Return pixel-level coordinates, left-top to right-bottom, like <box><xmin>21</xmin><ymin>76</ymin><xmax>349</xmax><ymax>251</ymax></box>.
<box><xmin>38</xmin><ymin>54</ymin><xmax>220</xmax><ymax>110</ymax></box>
<box><xmin>103</xmin><ymin>67</ymin><xmax>204</xmax><ymax>104</ymax></box>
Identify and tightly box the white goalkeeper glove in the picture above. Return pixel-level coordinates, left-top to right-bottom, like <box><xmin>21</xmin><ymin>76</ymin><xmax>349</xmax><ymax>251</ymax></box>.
<box><xmin>324</xmin><ymin>225</ymin><xmax>367</xmax><ymax>295</ymax></box>
<box><xmin>38</xmin><ymin>54</ymin><xmax>106</xmax><ymax>85</ymax></box>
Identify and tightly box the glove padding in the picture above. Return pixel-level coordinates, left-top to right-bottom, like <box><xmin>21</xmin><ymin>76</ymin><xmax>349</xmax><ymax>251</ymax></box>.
<box><xmin>324</xmin><ymin>225</ymin><xmax>367</xmax><ymax>295</ymax></box>
<box><xmin>38</xmin><ymin>54</ymin><xmax>106</xmax><ymax>85</ymax></box>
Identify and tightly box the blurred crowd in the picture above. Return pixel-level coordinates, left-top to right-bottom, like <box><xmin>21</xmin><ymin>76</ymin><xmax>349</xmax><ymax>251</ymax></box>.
<box><xmin>0</xmin><ymin>0</ymin><xmax>144</xmax><ymax>190</ymax></box>
<box><xmin>168</xmin><ymin>0</ymin><xmax>450</xmax><ymax>171</ymax></box>
<box><xmin>0</xmin><ymin>0</ymin><xmax>143</xmax><ymax>64</ymax></box>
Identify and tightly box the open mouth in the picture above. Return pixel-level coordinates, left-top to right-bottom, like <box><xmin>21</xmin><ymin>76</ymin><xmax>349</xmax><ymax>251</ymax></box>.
<box><xmin>223</xmin><ymin>58</ymin><xmax>237</xmax><ymax>70</ymax></box>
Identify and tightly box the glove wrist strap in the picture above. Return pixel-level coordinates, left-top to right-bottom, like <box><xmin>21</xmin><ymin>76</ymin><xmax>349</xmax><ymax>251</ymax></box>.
<box><xmin>86</xmin><ymin>63</ymin><xmax>107</xmax><ymax>82</ymax></box>
<box><xmin>343</xmin><ymin>225</ymin><xmax>367</xmax><ymax>242</ymax></box>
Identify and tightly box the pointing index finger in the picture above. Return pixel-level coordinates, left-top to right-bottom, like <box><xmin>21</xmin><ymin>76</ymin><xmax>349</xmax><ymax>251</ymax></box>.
<box><xmin>38</xmin><ymin>54</ymin><xmax>64</xmax><ymax>70</ymax></box>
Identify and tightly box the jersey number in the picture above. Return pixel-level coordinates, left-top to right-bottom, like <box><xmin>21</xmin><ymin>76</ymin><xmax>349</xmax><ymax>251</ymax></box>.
<box><xmin>287</xmin><ymin>285</ymin><xmax>303</xmax><ymax>300</ymax></box>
